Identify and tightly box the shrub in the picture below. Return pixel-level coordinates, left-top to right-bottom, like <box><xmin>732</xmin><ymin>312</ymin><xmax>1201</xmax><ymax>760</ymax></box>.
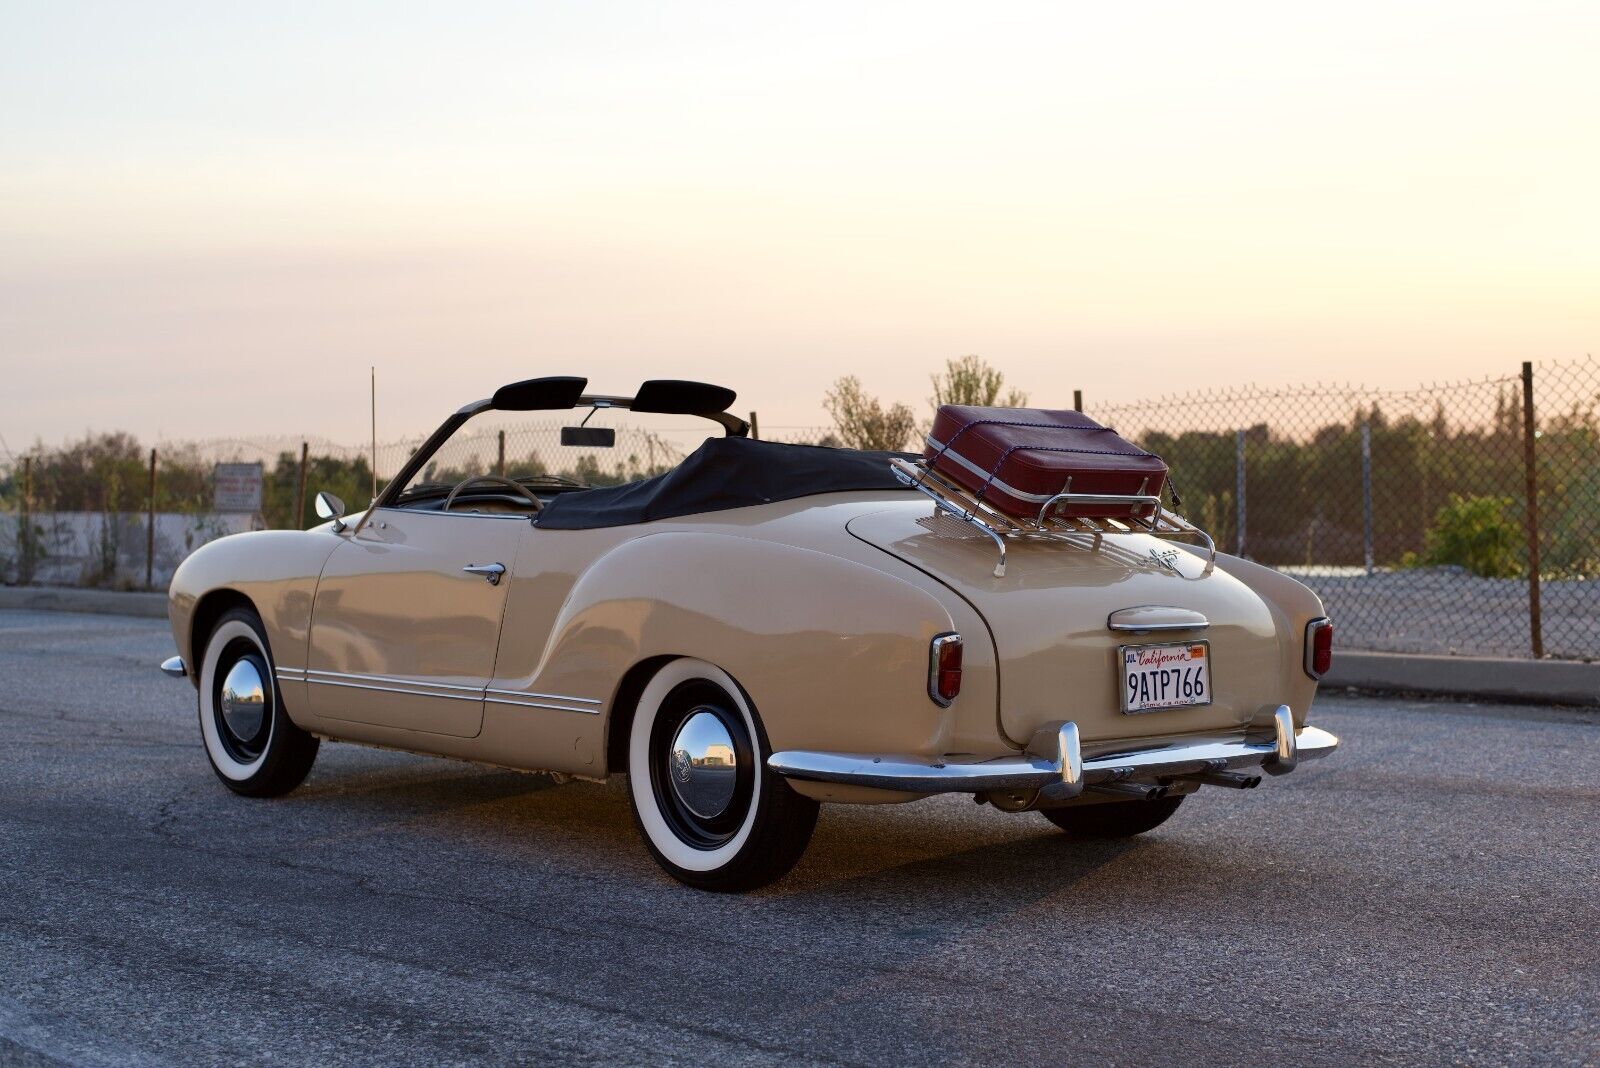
<box><xmin>1421</xmin><ymin>494</ymin><xmax>1523</xmax><ymax>578</ymax></box>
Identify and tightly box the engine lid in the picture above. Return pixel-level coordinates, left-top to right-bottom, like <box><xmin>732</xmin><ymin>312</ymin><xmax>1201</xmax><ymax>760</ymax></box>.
<box><xmin>845</xmin><ymin>503</ymin><xmax>1285</xmax><ymax>746</ymax></box>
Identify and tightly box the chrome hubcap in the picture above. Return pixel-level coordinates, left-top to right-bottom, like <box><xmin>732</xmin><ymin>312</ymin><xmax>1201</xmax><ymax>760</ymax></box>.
<box><xmin>219</xmin><ymin>659</ymin><xmax>268</xmax><ymax>744</ymax></box>
<box><xmin>667</xmin><ymin>710</ymin><xmax>739</xmax><ymax>820</ymax></box>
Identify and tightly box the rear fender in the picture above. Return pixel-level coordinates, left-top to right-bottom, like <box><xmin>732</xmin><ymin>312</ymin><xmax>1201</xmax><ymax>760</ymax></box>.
<box><xmin>1179</xmin><ymin>545</ymin><xmax>1325</xmax><ymax>726</ymax></box>
<box><xmin>530</xmin><ymin>532</ymin><xmax>966</xmax><ymax>771</ymax></box>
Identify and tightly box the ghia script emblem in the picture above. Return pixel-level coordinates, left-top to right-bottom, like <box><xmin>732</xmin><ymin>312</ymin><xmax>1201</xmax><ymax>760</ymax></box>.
<box><xmin>1149</xmin><ymin>548</ymin><xmax>1182</xmax><ymax>573</ymax></box>
<box><xmin>671</xmin><ymin>748</ymin><xmax>693</xmax><ymax>783</ymax></box>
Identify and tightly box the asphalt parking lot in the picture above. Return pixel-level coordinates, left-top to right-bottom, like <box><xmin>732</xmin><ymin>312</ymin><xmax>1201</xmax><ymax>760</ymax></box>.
<box><xmin>1</xmin><ymin>609</ymin><xmax>1596</xmax><ymax>1067</ymax></box>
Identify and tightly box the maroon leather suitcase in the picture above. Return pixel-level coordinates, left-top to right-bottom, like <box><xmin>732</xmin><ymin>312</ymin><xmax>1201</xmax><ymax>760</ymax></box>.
<box><xmin>924</xmin><ymin>405</ymin><xmax>1168</xmax><ymax>520</ymax></box>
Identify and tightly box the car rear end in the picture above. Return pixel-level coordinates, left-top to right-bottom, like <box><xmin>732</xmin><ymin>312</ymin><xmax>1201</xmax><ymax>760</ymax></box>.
<box><xmin>766</xmin><ymin>501</ymin><xmax>1338</xmax><ymax>807</ymax></box>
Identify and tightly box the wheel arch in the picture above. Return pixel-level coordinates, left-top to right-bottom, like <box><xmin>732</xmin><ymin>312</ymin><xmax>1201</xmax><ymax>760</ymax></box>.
<box><xmin>604</xmin><ymin>654</ymin><xmax>680</xmax><ymax>774</ymax></box>
<box><xmin>189</xmin><ymin>588</ymin><xmax>258</xmax><ymax>687</ymax></box>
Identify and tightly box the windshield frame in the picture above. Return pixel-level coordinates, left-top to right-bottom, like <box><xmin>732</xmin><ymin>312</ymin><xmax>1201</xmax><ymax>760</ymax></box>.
<box><xmin>371</xmin><ymin>392</ymin><xmax>748</xmax><ymax>515</ymax></box>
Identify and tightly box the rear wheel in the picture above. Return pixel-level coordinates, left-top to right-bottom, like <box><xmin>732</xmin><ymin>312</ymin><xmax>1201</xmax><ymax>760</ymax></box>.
<box><xmin>626</xmin><ymin>658</ymin><xmax>818</xmax><ymax>892</ymax></box>
<box><xmin>1041</xmin><ymin>796</ymin><xmax>1183</xmax><ymax>839</ymax></box>
<box><xmin>197</xmin><ymin>607</ymin><xmax>319</xmax><ymax>797</ymax></box>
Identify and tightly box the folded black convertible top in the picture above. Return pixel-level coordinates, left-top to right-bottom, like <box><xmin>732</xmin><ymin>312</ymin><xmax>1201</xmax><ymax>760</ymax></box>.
<box><xmin>535</xmin><ymin>437</ymin><xmax>915</xmax><ymax>530</ymax></box>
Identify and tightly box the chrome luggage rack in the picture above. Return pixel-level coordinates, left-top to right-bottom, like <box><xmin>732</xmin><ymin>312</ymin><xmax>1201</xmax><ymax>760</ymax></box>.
<box><xmin>889</xmin><ymin>457</ymin><xmax>1216</xmax><ymax>578</ymax></box>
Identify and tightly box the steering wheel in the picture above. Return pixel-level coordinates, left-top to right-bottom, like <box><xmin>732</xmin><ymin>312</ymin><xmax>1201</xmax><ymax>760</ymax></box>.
<box><xmin>442</xmin><ymin>475</ymin><xmax>544</xmax><ymax>513</ymax></box>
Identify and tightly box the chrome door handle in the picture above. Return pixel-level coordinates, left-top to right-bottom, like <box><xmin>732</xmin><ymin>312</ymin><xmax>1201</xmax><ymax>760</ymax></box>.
<box><xmin>462</xmin><ymin>562</ymin><xmax>506</xmax><ymax>586</ymax></box>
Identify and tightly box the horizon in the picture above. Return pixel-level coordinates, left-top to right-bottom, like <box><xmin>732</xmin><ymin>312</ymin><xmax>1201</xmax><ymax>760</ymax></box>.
<box><xmin>3</xmin><ymin>1</ymin><xmax>1596</xmax><ymax>452</ymax></box>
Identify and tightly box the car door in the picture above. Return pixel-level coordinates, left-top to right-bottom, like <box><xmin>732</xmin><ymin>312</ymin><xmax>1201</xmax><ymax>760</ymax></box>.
<box><xmin>305</xmin><ymin>508</ymin><xmax>524</xmax><ymax>737</ymax></box>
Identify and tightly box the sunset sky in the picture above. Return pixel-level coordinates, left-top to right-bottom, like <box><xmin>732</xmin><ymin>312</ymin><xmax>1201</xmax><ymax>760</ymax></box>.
<box><xmin>2</xmin><ymin>1</ymin><xmax>1596</xmax><ymax>451</ymax></box>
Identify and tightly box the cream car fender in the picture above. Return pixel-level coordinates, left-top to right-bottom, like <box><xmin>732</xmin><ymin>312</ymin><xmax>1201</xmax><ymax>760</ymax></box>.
<box><xmin>522</xmin><ymin>531</ymin><xmax>969</xmax><ymax>771</ymax></box>
<box><xmin>1178</xmin><ymin>545</ymin><xmax>1324</xmax><ymax>728</ymax></box>
<box><xmin>167</xmin><ymin>528</ymin><xmax>345</xmax><ymax>723</ymax></box>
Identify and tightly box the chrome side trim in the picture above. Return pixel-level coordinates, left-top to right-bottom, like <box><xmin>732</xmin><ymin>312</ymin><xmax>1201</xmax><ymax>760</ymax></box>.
<box><xmin>304</xmin><ymin>678</ymin><xmax>484</xmax><ymax>702</ymax></box>
<box><xmin>484</xmin><ymin>696</ymin><xmax>601</xmax><ymax>715</ymax></box>
<box><xmin>282</xmin><ymin>668</ymin><xmax>599</xmax><ymax>710</ymax></box>
<box><xmin>484</xmin><ymin>688</ymin><xmax>600</xmax><ymax>705</ymax></box>
<box><xmin>160</xmin><ymin>656</ymin><xmax>188</xmax><ymax>679</ymax></box>
<box><xmin>768</xmin><ymin>717</ymin><xmax>1338</xmax><ymax>795</ymax></box>
<box><xmin>304</xmin><ymin>669</ymin><xmax>481</xmax><ymax>692</ymax></box>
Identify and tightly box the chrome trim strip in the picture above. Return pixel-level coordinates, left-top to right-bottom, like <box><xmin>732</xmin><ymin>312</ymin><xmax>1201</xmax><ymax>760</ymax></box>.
<box><xmin>303</xmin><ymin>669</ymin><xmax>482</xmax><ymax>693</ymax></box>
<box><xmin>484</xmin><ymin>688</ymin><xmax>600</xmax><ymax>705</ymax></box>
<box><xmin>284</xmin><ymin>669</ymin><xmax>599</xmax><ymax>710</ymax></box>
<box><xmin>485</xmin><ymin>697</ymin><xmax>602</xmax><ymax>714</ymax></box>
<box><xmin>303</xmin><ymin>677</ymin><xmax>484</xmax><ymax>702</ymax></box>
<box><xmin>768</xmin><ymin>718</ymin><xmax>1338</xmax><ymax>794</ymax></box>
<box><xmin>160</xmin><ymin>656</ymin><xmax>188</xmax><ymax>679</ymax></box>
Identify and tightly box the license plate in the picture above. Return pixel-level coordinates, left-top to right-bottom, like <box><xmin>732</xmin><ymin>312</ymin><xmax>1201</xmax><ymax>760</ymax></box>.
<box><xmin>1119</xmin><ymin>641</ymin><xmax>1212</xmax><ymax>714</ymax></box>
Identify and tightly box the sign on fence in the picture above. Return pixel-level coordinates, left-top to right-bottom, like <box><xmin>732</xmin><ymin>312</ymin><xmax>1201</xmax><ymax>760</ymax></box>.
<box><xmin>213</xmin><ymin>463</ymin><xmax>264</xmax><ymax>513</ymax></box>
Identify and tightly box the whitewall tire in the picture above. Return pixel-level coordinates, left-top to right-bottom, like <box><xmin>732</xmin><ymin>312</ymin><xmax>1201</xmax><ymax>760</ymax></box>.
<box><xmin>626</xmin><ymin>658</ymin><xmax>818</xmax><ymax>891</ymax></box>
<box><xmin>197</xmin><ymin>607</ymin><xmax>319</xmax><ymax>797</ymax></box>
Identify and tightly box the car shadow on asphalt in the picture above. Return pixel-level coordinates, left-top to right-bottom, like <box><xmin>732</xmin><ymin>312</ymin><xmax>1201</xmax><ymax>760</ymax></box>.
<box><xmin>251</xmin><ymin>754</ymin><xmax>1198</xmax><ymax>902</ymax></box>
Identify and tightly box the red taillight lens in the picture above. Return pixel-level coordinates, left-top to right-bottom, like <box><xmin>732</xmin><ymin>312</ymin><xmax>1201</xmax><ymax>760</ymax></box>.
<box><xmin>1305</xmin><ymin>618</ymin><xmax>1333</xmax><ymax>679</ymax></box>
<box><xmin>929</xmin><ymin>634</ymin><xmax>963</xmax><ymax>706</ymax></box>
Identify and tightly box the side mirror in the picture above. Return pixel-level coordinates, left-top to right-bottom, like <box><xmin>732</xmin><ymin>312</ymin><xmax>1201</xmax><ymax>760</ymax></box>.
<box><xmin>314</xmin><ymin>491</ymin><xmax>347</xmax><ymax>530</ymax></box>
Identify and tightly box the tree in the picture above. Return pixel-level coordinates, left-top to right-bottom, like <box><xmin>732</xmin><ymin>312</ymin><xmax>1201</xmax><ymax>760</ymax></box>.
<box><xmin>823</xmin><ymin>377</ymin><xmax>918</xmax><ymax>452</ymax></box>
<box><xmin>929</xmin><ymin>355</ymin><xmax>1028</xmax><ymax>411</ymax></box>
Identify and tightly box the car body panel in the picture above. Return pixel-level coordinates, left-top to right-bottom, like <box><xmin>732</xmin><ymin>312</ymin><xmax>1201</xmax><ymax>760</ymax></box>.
<box><xmin>303</xmin><ymin>509</ymin><xmax>526</xmax><ymax>738</ymax></box>
<box><xmin>167</xmin><ymin>528</ymin><xmax>345</xmax><ymax>717</ymax></box>
<box><xmin>845</xmin><ymin>504</ymin><xmax>1319</xmax><ymax>745</ymax></box>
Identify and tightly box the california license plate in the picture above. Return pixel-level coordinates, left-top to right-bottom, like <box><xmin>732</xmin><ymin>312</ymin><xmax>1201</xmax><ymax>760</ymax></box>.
<box><xmin>1119</xmin><ymin>641</ymin><xmax>1212</xmax><ymax>714</ymax></box>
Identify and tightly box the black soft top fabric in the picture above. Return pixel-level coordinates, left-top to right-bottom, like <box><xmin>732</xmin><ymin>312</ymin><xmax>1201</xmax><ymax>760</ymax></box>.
<box><xmin>535</xmin><ymin>437</ymin><xmax>915</xmax><ymax>529</ymax></box>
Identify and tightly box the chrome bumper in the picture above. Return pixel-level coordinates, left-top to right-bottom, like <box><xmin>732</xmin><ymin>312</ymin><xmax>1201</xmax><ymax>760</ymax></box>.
<box><xmin>160</xmin><ymin>656</ymin><xmax>188</xmax><ymax>679</ymax></box>
<box><xmin>768</xmin><ymin>706</ymin><xmax>1337</xmax><ymax>800</ymax></box>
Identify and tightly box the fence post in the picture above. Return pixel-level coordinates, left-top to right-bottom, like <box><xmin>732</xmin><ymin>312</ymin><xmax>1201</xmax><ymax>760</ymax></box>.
<box><xmin>748</xmin><ymin>411</ymin><xmax>760</xmax><ymax>440</ymax></box>
<box><xmin>20</xmin><ymin>455</ymin><xmax>32</xmax><ymax>584</ymax></box>
<box><xmin>1235</xmin><ymin>429</ymin><xmax>1247</xmax><ymax>557</ymax></box>
<box><xmin>497</xmin><ymin>430</ymin><xmax>506</xmax><ymax>477</ymax></box>
<box><xmin>1360</xmin><ymin>422</ymin><xmax>1375</xmax><ymax>575</ymax></box>
<box><xmin>294</xmin><ymin>442</ymin><xmax>309</xmax><ymax>529</ymax></box>
<box><xmin>145</xmin><ymin>448</ymin><xmax>157</xmax><ymax>590</ymax></box>
<box><xmin>1521</xmin><ymin>361</ymin><xmax>1543</xmax><ymax>658</ymax></box>
<box><xmin>1072</xmin><ymin>389</ymin><xmax>1083</xmax><ymax>412</ymax></box>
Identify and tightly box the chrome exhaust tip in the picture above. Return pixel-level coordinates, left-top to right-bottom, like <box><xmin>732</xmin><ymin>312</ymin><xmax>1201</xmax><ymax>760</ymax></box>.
<box><xmin>1089</xmin><ymin>781</ymin><xmax>1168</xmax><ymax>802</ymax></box>
<box><xmin>1199</xmin><ymin>771</ymin><xmax>1261</xmax><ymax>790</ymax></box>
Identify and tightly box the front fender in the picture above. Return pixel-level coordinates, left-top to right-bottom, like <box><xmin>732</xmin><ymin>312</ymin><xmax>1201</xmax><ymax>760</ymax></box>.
<box><xmin>533</xmin><ymin>532</ymin><xmax>961</xmax><ymax>761</ymax></box>
<box><xmin>168</xmin><ymin>529</ymin><xmax>344</xmax><ymax>694</ymax></box>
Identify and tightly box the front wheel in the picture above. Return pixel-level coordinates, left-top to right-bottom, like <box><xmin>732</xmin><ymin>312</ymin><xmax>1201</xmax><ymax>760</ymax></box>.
<box><xmin>197</xmin><ymin>607</ymin><xmax>319</xmax><ymax>797</ymax></box>
<box><xmin>627</xmin><ymin>659</ymin><xmax>818</xmax><ymax>892</ymax></box>
<box><xmin>1040</xmin><ymin>795</ymin><xmax>1184</xmax><ymax>839</ymax></box>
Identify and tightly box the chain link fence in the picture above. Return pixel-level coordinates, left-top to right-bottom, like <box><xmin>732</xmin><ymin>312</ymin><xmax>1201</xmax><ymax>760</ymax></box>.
<box><xmin>2</xmin><ymin>359</ymin><xmax>1595</xmax><ymax>660</ymax></box>
<box><xmin>0</xmin><ymin>422</ymin><xmax>703</xmax><ymax>590</ymax></box>
<box><xmin>1083</xmin><ymin>359</ymin><xmax>1599</xmax><ymax>661</ymax></box>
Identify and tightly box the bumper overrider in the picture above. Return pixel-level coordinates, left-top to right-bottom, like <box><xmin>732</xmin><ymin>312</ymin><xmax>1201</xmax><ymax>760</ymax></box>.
<box><xmin>768</xmin><ymin>706</ymin><xmax>1337</xmax><ymax>801</ymax></box>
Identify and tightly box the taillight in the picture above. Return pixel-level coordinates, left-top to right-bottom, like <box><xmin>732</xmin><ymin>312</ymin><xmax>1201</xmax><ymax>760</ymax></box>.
<box><xmin>1305</xmin><ymin>618</ymin><xmax>1333</xmax><ymax>679</ymax></box>
<box><xmin>929</xmin><ymin>633</ymin><xmax>963</xmax><ymax>706</ymax></box>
